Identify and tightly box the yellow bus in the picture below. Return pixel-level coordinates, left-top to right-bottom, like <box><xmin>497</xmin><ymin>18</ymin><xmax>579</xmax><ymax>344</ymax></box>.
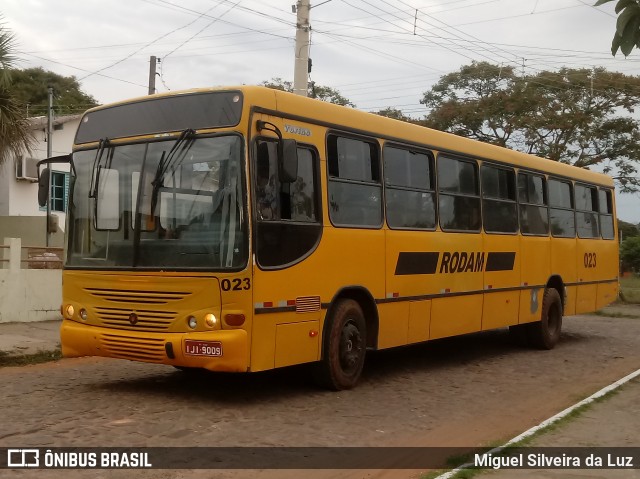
<box><xmin>41</xmin><ymin>86</ymin><xmax>619</xmax><ymax>390</ymax></box>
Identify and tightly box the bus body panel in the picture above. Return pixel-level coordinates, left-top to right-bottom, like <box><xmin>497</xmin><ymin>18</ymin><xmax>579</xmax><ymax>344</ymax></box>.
<box><xmin>550</xmin><ymin>237</ymin><xmax>578</xmax><ymax>315</ymax></box>
<box><xmin>429</xmin><ymin>232</ymin><xmax>483</xmax><ymax>340</ymax></box>
<box><xmin>518</xmin><ymin>235</ymin><xmax>551</xmax><ymax>324</ymax></box>
<box><xmin>576</xmin><ymin>236</ymin><xmax>618</xmax><ymax>313</ymax></box>
<box><xmin>407</xmin><ymin>299</ymin><xmax>431</xmax><ymax>344</ymax></box>
<box><xmin>250</xmin><ymin>226</ymin><xmax>384</xmax><ymax>368</ymax></box>
<box><xmin>482</xmin><ymin>233</ymin><xmax>520</xmax><ymax>330</ymax></box>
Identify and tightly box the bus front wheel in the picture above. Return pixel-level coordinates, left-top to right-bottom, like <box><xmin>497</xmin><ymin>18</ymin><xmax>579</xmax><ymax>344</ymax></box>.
<box><xmin>315</xmin><ymin>299</ymin><xmax>367</xmax><ymax>390</ymax></box>
<box><xmin>527</xmin><ymin>288</ymin><xmax>563</xmax><ymax>350</ymax></box>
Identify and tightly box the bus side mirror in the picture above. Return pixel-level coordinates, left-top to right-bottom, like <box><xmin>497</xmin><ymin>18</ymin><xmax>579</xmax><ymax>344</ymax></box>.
<box><xmin>38</xmin><ymin>167</ymin><xmax>50</xmax><ymax>207</ymax></box>
<box><xmin>279</xmin><ymin>139</ymin><xmax>298</xmax><ymax>183</ymax></box>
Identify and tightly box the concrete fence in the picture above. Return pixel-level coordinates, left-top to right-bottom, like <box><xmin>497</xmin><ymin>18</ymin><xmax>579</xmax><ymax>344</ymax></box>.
<box><xmin>0</xmin><ymin>238</ymin><xmax>62</xmax><ymax>323</ymax></box>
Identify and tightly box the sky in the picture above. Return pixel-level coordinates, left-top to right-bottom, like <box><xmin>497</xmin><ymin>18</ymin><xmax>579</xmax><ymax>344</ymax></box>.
<box><xmin>3</xmin><ymin>0</ymin><xmax>640</xmax><ymax>222</ymax></box>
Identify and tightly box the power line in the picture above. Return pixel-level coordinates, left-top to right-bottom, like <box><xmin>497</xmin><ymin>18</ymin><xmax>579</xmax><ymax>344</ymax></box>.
<box><xmin>341</xmin><ymin>0</ymin><xmax>481</xmax><ymax>63</ymax></box>
<box><xmin>162</xmin><ymin>0</ymin><xmax>242</xmax><ymax>60</ymax></box>
<box><xmin>22</xmin><ymin>52</ymin><xmax>147</xmax><ymax>88</ymax></box>
<box><xmin>391</xmin><ymin>0</ymin><xmax>520</xmax><ymax>66</ymax></box>
<box><xmin>77</xmin><ymin>0</ymin><xmax>229</xmax><ymax>82</ymax></box>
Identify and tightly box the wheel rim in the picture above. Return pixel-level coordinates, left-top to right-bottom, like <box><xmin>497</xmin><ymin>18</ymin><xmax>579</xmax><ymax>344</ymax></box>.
<box><xmin>339</xmin><ymin>319</ymin><xmax>363</xmax><ymax>375</ymax></box>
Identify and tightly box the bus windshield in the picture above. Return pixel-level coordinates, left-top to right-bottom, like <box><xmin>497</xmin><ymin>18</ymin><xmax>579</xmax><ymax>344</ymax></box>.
<box><xmin>67</xmin><ymin>134</ymin><xmax>246</xmax><ymax>269</ymax></box>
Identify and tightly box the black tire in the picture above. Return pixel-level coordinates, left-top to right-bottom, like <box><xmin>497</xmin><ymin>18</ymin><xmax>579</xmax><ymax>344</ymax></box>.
<box><xmin>526</xmin><ymin>288</ymin><xmax>563</xmax><ymax>350</ymax></box>
<box><xmin>314</xmin><ymin>299</ymin><xmax>367</xmax><ymax>390</ymax></box>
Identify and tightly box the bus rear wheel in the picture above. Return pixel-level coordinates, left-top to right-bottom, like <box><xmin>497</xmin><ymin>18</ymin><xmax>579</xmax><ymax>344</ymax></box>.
<box><xmin>315</xmin><ymin>299</ymin><xmax>367</xmax><ymax>390</ymax></box>
<box><xmin>527</xmin><ymin>288</ymin><xmax>563</xmax><ymax>350</ymax></box>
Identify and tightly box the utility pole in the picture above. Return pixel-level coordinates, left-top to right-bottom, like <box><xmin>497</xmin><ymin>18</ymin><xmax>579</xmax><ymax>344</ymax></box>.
<box><xmin>148</xmin><ymin>56</ymin><xmax>158</xmax><ymax>95</ymax></box>
<box><xmin>46</xmin><ymin>86</ymin><xmax>53</xmax><ymax>247</ymax></box>
<box><xmin>293</xmin><ymin>0</ymin><xmax>311</xmax><ymax>97</ymax></box>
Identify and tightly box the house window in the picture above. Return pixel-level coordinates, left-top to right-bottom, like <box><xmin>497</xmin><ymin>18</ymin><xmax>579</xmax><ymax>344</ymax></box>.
<box><xmin>50</xmin><ymin>171</ymin><xmax>69</xmax><ymax>213</ymax></box>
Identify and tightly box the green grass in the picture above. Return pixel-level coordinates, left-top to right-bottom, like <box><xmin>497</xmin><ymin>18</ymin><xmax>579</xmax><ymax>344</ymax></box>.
<box><xmin>0</xmin><ymin>349</ymin><xmax>62</xmax><ymax>367</ymax></box>
<box><xmin>620</xmin><ymin>276</ymin><xmax>640</xmax><ymax>304</ymax></box>
<box><xmin>590</xmin><ymin>310</ymin><xmax>640</xmax><ymax>319</ymax></box>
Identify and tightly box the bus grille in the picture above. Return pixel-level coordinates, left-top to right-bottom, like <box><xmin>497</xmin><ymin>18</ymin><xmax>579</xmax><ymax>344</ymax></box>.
<box><xmin>99</xmin><ymin>333</ymin><xmax>166</xmax><ymax>362</ymax></box>
<box><xmin>85</xmin><ymin>287</ymin><xmax>189</xmax><ymax>305</ymax></box>
<box><xmin>95</xmin><ymin>307</ymin><xmax>176</xmax><ymax>331</ymax></box>
<box><xmin>296</xmin><ymin>296</ymin><xmax>321</xmax><ymax>313</ymax></box>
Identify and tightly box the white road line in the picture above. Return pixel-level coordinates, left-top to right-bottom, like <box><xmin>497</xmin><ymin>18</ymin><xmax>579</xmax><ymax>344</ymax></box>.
<box><xmin>433</xmin><ymin>367</ymin><xmax>640</xmax><ymax>479</ymax></box>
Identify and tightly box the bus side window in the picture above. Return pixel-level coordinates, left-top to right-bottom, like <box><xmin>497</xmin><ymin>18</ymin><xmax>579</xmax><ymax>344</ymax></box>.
<box><xmin>437</xmin><ymin>155</ymin><xmax>481</xmax><ymax>232</ymax></box>
<box><xmin>255</xmin><ymin>140</ymin><xmax>280</xmax><ymax>220</ymax></box>
<box><xmin>481</xmin><ymin>164</ymin><xmax>517</xmax><ymax>234</ymax></box>
<box><xmin>518</xmin><ymin>172</ymin><xmax>549</xmax><ymax>235</ymax></box>
<box><xmin>254</xmin><ymin>139</ymin><xmax>322</xmax><ymax>268</ymax></box>
<box><xmin>255</xmin><ymin>139</ymin><xmax>319</xmax><ymax>223</ymax></box>
<box><xmin>290</xmin><ymin>149</ymin><xmax>317</xmax><ymax>222</ymax></box>
<box><xmin>599</xmin><ymin>188</ymin><xmax>615</xmax><ymax>240</ymax></box>
<box><xmin>575</xmin><ymin>184</ymin><xmax>599</xmax><ymax>238</ymax></box>
<box><xmin>548</xmin><ymin>178</ymin><xmax>576</xmax><ymax>237</ymax></box>
<box><xmin>384</xmin><ymin>145</ymin><xmax>436</xmax><ymax>230</ymax></box>
<box><xmin>327</xmin><ymin>134</ymin><xmax>382</xmax><ymax>228</ymax></box>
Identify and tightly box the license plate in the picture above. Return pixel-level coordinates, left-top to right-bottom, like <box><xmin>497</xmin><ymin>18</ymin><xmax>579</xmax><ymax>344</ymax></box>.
<box><xmin>184</xmin><ymin>340</ymin><xmax>223</xmax><ymax>357</ymax></box>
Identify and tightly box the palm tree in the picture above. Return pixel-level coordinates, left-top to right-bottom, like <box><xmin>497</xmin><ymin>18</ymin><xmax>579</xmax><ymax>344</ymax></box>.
<box><xmin>0</xmin><ymin>18</ymin><xmax>32</xmax><ymax>167</ymax></box>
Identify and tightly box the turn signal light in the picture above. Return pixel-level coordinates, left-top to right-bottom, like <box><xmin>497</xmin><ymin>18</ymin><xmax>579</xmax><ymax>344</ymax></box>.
<box><xmin>204</xmin><ymin>313</ymin><xmax>218</xmax><ymax>328</ymax></box>
<box><xmin>225</xmin><ymin>313</ymin><xmax>245</xmax><ymax>327</ymax></box>
<box><xmin>64</xmin><ymin>304</ymin><xmax>75</xmax><ymax>319</ymax></box>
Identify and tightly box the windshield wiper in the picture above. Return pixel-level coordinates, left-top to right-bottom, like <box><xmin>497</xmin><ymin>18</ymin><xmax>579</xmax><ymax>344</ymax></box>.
<box><xmin>149</xmin><ymin>129</ymin><xmax>195</xmax><ymax>216</ymax></box>
<box><xmin>152</xmin><ymin>129</ymin><xmax>195</xmax><ymax>189</ymax></box>
<box><xmin>89</xmin><ymin>138</ymin><xmax>110</xmax><ymax>199</ymax></box>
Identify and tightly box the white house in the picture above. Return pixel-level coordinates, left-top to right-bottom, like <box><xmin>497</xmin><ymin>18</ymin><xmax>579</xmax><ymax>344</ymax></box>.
<box><xmin>0</xmin><ymin>114</ymin><xmax>80</xmax><ymax>245</ymax></box>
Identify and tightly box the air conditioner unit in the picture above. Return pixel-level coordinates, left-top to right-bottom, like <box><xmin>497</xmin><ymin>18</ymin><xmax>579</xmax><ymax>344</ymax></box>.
<box><xmin>15</xmin><ymin>156</ymin><xmax>39</xmax><ymax>182</ymax></box>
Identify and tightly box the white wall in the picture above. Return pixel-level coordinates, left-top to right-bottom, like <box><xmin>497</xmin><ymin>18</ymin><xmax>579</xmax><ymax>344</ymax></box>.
<box><xmin>0</xmin><ymin>161</ymin><xmax>11</xmax><ymax>215</ymax></box>
<box><xmin>0</xmin><ymin>238</ymin><xmax>61</xmax><ymax>323</ymax></box>
<box><xmin>0</xmin><ymin>269</ymin><xmax>62</xmax><ymax>322</ymax></box>
<box><xmin>6</xmin><ymin>117</ymin><xmax>79</xmax><ymax>232</ymax></box>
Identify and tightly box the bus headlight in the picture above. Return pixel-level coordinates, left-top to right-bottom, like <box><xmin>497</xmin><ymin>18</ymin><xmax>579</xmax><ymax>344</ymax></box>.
<box><xmin>187</xmin><ymin>316</ymin><xmax>198</xmax><ymax>329</ymax></box>
<box><xmin>79</xmin><ymin>309</ymin><xmax>88</xmax><ymax>321</ymax></box>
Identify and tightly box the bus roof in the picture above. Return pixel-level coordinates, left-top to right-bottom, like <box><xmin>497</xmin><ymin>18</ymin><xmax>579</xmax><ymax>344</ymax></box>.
<box><xmin>84</xmin><ymin>85</ymin><xmax>614</xmax><ymax>188</ymax></box>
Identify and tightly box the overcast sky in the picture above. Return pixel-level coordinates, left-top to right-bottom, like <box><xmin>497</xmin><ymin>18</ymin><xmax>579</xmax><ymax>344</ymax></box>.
<box><xmin>4</xmin><ymin>0</ymin><xmax>640</xmax><ymax>222</ymax></box>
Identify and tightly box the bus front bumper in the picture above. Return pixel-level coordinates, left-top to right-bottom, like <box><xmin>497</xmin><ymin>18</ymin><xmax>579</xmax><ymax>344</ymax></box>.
<box><xmin>60</xmin><ymin>319</ymin><xmax>248</xmax><ymax>372</ymax></box>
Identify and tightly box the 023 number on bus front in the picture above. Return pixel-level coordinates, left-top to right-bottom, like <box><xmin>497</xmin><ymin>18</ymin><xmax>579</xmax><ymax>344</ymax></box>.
<box><xmin>221</xmin><ymin>278</ymin><xmax>251</xmax><ymax>291</ymax></box>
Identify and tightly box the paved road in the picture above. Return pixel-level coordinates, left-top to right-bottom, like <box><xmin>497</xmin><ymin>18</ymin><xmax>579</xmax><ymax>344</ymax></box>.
<box><xmin>1</xmin><ymin>314</ymin><xmax>639</xmax><ymax>479</ymax></box>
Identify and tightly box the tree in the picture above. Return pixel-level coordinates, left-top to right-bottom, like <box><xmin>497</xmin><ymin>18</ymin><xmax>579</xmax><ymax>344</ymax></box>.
<box><xmin>0</xmin><ymin>19</ymin><xmax>32</xmax><ymax>167</ymax></box>
<box><xmin>618</xmin><ymin>219</ymin><xmax>640</xmax><ymax>240</ymax></box>
<box><xmin>594</xmin><ymin>0</ymin><xmax>640</xmax><ymax>56</ymax></box>
<box><xmin>621</xmin><ymin>236</ymin><xmax>640</xmax><ymax>271</ymax></box>
<box><xmin>372</xmin><ymin>107</ymin><xmax>414</xmax><ymax>122</ymax></box>
<box><xmin>9</xmin><ymin>67</ymin><xmax>98</xmax><ymax>117</ymax></box>
<box><xmin>260</xmin><ymin>78</ymin><xmax>355</xmax><ymax>107</ymax></box>
<box><xmin>421</xmin><ymin>61</ymin><xmax>640</xmax><ymax>192</ymax></box>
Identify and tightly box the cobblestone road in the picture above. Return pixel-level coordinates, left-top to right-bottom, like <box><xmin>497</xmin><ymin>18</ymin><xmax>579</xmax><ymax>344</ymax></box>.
<box><xmin>1</xmin><ymin>314</ymin><xmax>639</xmax><ymax>479</ymax></box>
